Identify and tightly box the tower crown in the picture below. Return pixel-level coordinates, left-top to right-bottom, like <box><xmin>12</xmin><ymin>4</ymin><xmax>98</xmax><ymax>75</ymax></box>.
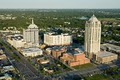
<box><xmin>89</xmin><ymin>15</ymin><xmax>98</xmax><ymax>22</ymax></box>
<box><xmin>28</xmin><ymin>18</ymin><xmax>38</xmax><ymax>29</ymax></box>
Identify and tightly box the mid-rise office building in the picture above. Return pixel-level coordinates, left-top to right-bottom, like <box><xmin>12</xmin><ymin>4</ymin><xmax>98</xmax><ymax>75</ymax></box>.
<box><xmin>44</xmin><ymin>32</ymin><xmax>72</xmax><ymax>46</ymax></box>
<box><xmin>23</xmin><ymin>19</ymin><xmax>39</xmax><ymax>47</ymax></box>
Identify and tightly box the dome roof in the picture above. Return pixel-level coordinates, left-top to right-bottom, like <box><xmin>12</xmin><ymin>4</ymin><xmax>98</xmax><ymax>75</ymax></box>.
<box><xmin>28</xmin><ymin>19</ymin><xmax>38</xmax><ymax>29</ymax></box>
<box><xmin>89</xmin><ymin>15</ymin><xmax>99</xmax><ymax>22</ymax></box>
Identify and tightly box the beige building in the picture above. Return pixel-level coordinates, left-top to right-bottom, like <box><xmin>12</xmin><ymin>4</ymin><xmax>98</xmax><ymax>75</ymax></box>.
<box><xmin>23</xmin><ymin>19</ymin><xmax>39</xmax><ymax>47</ymax></box>
<box><xmin>96</xmin><ymin>51</ymin><xmax>118</xmax><ymax>64</ymax></box>
<box><xmin>37</xmin><ymin>57</ymin><xmax>49</xmax><ymax>64</ymax></box>
<box><xmin>21</xmin><ymin>48</ymin><xmax>43</xmax><ymax>57</ymax></box>
<box><xmin>85</xmin><ymin>15</ymin><xmax>101</xmax><ymax>59</ymax></box>
<box><xmin>0</xmin><ymin>54</ymin><xmax>7</xmax><ymax>60</ymax></box>
<box><xmin>7</xmin><ymin>34</ymin><xmax>26</xmax><ymax>49</ymax></box>
<box><xmin>44</xmin><ymin>33</ymin><xmax>72</xmax><ymax>46</ymax></box>
<box><xmin>7</xmin><ymin>35</ymin><xmax>34</xmax><ymax>49</ymax></box>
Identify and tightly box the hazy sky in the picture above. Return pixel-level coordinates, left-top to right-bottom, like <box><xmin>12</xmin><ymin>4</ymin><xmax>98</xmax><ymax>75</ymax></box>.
<box><xmin>0</xmin><ymin>0</ymin><xmax>120</xmax><ymax>9</ymax></box>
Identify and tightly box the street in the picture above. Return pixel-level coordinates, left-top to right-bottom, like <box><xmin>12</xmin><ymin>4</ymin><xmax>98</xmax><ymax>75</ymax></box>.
<box><xmin>1</xmin><ymin>39</ymin><xmax>45</xmax><ymax>80</ymax></box>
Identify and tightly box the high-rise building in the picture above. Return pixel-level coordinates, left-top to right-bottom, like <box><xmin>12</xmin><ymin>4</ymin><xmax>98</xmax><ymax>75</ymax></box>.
<box><xmin>23</xmin><ymin>19</ymin><xmax>39</xmax><ymax>47</ymax></box>
<box><xmin>85</xmin><ymin>15</ymin><xmax>101</xmax><ymax>59</ymax></box>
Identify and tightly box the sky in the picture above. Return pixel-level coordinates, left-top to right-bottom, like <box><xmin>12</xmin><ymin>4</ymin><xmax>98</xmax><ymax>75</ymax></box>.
<box><xmin>0</xmin><ymin>0</ymin><xmax>120</xmax><ymax>9</ymax></box>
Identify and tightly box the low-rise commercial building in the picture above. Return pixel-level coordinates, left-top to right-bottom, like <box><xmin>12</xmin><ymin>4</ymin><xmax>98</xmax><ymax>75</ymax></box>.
<box><xmin>0</xmin><ymin>49</ymin><xmax>7</xmax><ymax>60</ymax></box>
<box><xmin>0</xmin><ymin>74</ymin><xmax>12</xmax><ymax>80</ymax></box>
<box><xmin>46</xmin><ymin>46</ymin><xmax>67</xmax><ymax>58</ymax></box>
<box><xmin>0</xmin><ymin>49</ymin><xmax>4</xmax><ymax>54</ymax></box>
<box><xmin>60</xmin><ymin>48</ymin><xmax>90</xmax><ymax>67</ymax></box>
<box><xmin>0</xmin><ymin>54</ymin><xmax>7</xmax><ymax>60</ymax></box>
<box><xmin>96</xmin><ymin>51</ymin><xmax>118</xmax><ymax>64</ymax></box>
<box><xmin>101</xmin><ymin>43</ymin><xmax>120</xmax><ymax>55</ymax></box>
<box><xmin>21</xmin><ymin>48</ymin><xmax>43</xmax><ymax>57</ymax></box>
<box><xmin>7</xmin><ymin>34</ymin><xmax>38</xmax><ymax>49</ymax></box>
<box><xmin>43</xmin><ymin>67</ymin><xmax>54</xmax><ymax>74</ymax></box>
<box><xmin>37</xmin><ymin>57</ymin><xmax>49</xmax><ymax>64</ymax></box>
<box><xmin>51</xmin><ymin>47</ymin><xmax>67</xmax><ymax>59</ymax></box>
<box><xmin>1</xmin><ymin>65</ymin><xmax>15</xmax><ymax>73</ymax></box>
<box><xmin>46</xmin><ymin>48</ymin><xmax>52</xmax><ymax>55</ymax></box>
<box><xmin>7</xmin><ymin>34</ymin><xmax>26</xmax><ymax>48</ymax></box>
<box><xmin>44</xmin><ymin>32</ymin><xmax>72</xmax><ymax>46</ymax></box>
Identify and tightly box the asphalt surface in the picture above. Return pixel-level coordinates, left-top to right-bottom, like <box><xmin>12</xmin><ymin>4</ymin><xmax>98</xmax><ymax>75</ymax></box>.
<box><xmin>52</xmin><ymin>61</ymin><xmax>120</xmax><ymax>79</ymax></box>
<box><xmin>1</xmin><ymin>39</ymin><xmax>45</xmax><ymax>80</ymax></box>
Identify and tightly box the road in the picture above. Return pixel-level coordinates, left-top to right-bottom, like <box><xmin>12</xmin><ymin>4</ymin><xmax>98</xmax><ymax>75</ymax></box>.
<box><xmin>51</xmin><ymin>61</ymin><xmax>120</xmax><ymax>79</ymax></box>
<box><xmin>1</xmin><ymin>39</ymin><xmax>46</xmax><ymax>80</ymax></box>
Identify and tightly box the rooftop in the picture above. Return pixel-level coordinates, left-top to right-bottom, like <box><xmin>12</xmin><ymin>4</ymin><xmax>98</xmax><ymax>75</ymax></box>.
<box><xmin>0</xmin><ymin>74</ymin><xmax>12</xmax><ymax>79</ymax></box>
<box><xmin>67</xmin><ymin>47</ymin><xmax>84</xmax><ymax>56</ymax></box>
<box><xmin>89</xmin><ymin>15</ymin><xmax>99</xmax><ymax>22</ymax></box>
<box><xmin>3</xmin><ymin>65</ymin><xmax>15</xmax><ymax>70</ymax></box>
<box><xmin>10</xmin><ymin>34</ymin><xmax>23</xmax><ymax>41</ymax></box>
<box><xmin>97</xmin><ymin>51</ymin><xmax>117</xmax><ymax>58</ymax></box>
<box><xmin>45</xmin><ymin>32</ymin><xmax>70</xmax><ymax>36</ymax></box>
<box><xmin>22</xmin><ymin>47</ymin><xmax>42</xmax><ymax>53</ymax></box>
<box><xmin>101</xmin><ymin>43</ymin><xmax>120</xmax><ymax>53</ymax></box>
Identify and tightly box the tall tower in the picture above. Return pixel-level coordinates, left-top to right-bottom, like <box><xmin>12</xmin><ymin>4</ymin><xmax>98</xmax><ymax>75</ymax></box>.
<box><xmin>23</xmin><ymin>19</ymin><xmax>39</xmax><ymax>47</ymax></box>
<box><xmin>85</xmin><ymin>15</ymin><xmax>101</xmax><ymax>59</ymax></box>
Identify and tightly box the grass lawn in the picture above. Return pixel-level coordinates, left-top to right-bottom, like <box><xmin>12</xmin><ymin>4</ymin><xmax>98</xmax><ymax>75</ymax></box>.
<box><xmin>73</xmin><ymin>63</ymin><xmax>95</xmax><ymax>70</ymax></box>
<box><xmin>112</xmin><ymin>74</ymin><xmax>120</xmax><ymax>79</ymax></box>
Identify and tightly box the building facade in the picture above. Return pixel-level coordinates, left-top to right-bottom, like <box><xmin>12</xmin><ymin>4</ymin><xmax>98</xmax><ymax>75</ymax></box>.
<box><xmin>96</xmin><ymin>51</ymin><xmax>118</xmax><ymax>64</ymax></box>
<box><xmin>21</xmin><ymin>48</ymin><xmax>43</xmax><ymax>57</ymax></box>
<box><xmin>85</xmin><ymin>15</ymin><xmax>101</xmax><ymax>59</ymax></box>
<box><xmin>60</xmin><ymin>48</ymin><xmax>90</xmax><ymax>67</ymax></box>
<box><xmin>44</xmin><ymin>33</ymin><xmax>72</xmax><ymax>46</ymax></box>
<box><xmin>7</xmin><ymin>34</ymin><xmax>26</xmax><ymax>48</ymax></box>
<box><xmin>23</xmin><ymin>19</ymin><xmax>39</xmax><ymax>47</ymax></box>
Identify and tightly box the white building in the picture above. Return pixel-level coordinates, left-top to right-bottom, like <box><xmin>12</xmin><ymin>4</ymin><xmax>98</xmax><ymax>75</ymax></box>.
<box><xmin>44</xmin><ymin>32</ymin><xmax>72</xmax><ymax>46</ymax></box>
<box><xmin>0</xmin><ymin>74</ymin><xmax>12</xmax><ymax>80</ymax></box>
<box><xmin>1</xmin><ymin>65</ymin><xmax>15</xmax><ymax>73</ymax></box>
<box><xmin>85</xmin><ymin>15</ymin><xmax>101</xmax><ymax>59</ymax></box>
<box><xmin>21</xmin><ymin>48</ymin><xmax>43</xmax><ymax>57</ymax></box>
<box><xmin>7</xmin><ymin>34</ymin><xmax>26</xmax><ymax>49</ymax></box>
<box><xmin>23</xmin><ymin>19</ymin><xmax>39</xmax><ymax>47</ymax></box>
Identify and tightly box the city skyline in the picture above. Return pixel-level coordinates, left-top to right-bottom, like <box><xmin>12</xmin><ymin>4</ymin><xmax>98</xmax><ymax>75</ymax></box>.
<box><xmin>0</xmin><ymin>0</ymin><xmax>120</xmax><ymax>9</ymax></box>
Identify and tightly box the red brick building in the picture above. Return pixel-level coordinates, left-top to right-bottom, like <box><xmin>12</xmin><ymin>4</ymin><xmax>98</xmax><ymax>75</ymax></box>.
<box><xmin>51</xmin><ymin>47</ymin><xmax>67</xmax><ymax>59</ymax></box>
<box><xmin>60</xmin><ymin>49</ymin><xmax>90</xmax><ymax>67</ymax></box>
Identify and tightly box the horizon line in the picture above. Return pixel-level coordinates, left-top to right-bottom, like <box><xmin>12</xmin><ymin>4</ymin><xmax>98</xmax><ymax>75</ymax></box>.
<box><xmin>0</xmin><ymin>8</ymin><xmax>120</xmax><ymax>9</ymax></box>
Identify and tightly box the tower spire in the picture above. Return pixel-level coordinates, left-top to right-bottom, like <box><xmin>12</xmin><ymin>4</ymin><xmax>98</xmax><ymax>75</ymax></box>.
<box><xmin>32</xmin><ymin>18</ymin><xmax>34</xmax><ymax>24</ymax></box>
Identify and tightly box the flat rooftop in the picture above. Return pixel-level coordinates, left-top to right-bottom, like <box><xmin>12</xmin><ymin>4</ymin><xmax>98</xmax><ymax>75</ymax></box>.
<box><xmin>67</xmin><ymin>47</ymin><xmax>84</xmax><ymax>56</ymax></box>
<box><xmin>10</xmin><ymin>34</ymin><xmax>23</xmax><ymax>41</ymax></box>
<box><xmin>22</xmin><ymin>48</ymin><xmax>42</xmax><ymax>53</ymax></box>
<box><xmin>45</xmin><ymin>32</ymin><xmax>70</xmax><ymax>36</ymax></box>
<box><xmin>101</xmin><ymin>43</ymin><xmax>120</xmax><ymax>53</ymax></box>
<box><xmin>97</xmin><ymin>51</ymin><xmax>117</xmax><ymax>58</ymax></box>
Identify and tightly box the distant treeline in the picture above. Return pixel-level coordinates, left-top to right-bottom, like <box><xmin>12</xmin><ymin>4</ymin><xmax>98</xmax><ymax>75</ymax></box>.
<box><xmin>0</xmin><ymin>9</ymin><xmax>120</xmax><ymax>30</ymax></box>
